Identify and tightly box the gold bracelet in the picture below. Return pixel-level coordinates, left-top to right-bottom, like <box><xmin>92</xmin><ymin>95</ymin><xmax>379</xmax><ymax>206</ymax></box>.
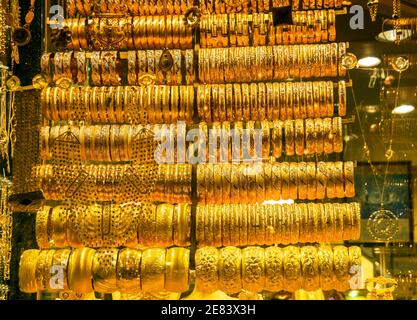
<box><xmin>289</xmin><ymin>162</ymin><xmax>298</xmax><ymax>200</ymax></box>
<box><xmin>341</xmin><ymin>202</ymin><xmax>351</xmax><ymax>240</ymax></box>
<box><xmin>297</xmin><ymin>162</ymin><xmax>308</xmax><ymax>200</ymax></box>
<box><xmin>195</xmin><ymin>247</ymin><xmax>219</xmax><ymax>293</ymax></box>
<box><xmin>36</xmin><ymin>250</ymin><xmax>53</xmax><ymax>291</ymax></box>
<box><xmin>165</xmin><ymin>247</ymin><xmax>190</xmax><ymax>293</ymax></box>
<box><xmin>238</xmin><ymin>163</ymin><xmax>248</xmax><ymax>203</ymax></box>
<box><xmin>291</xmin><ymin>204</ymin><xmax>301</xmax><ymax>244</ymax></box>
<box><xmin>300</xmin><ymin>246</ymin><xmax>320</xmax><ymax>291</ymax></box>
<box><xmin>316</xmin><ymin>161</ymin><xmax>327</xmax><ymax>200</ymax></box>
<box><xmin>212</xmin><ymin>204</ymin><xmax>223</xmax><ymax>247</ymax></box>
<box><xmin>36</xmin><ymin>206</ymin><xmax>52</xmax><ymax>249</ymax></box>
<box><xmin>323</xmin><ymin>117</ymin><xmax>333</xmax><ymax>154</ymax></box>
<box><xmin>49</xmin><ymin>249</ymin><xmax>71</xmax><ymax>292</ymax></box>
<box><xmin>344</xmin><ymin>161</ymin><xmax>355</xmax><ymax>198</ymax></box>
<box><xmin>196</xmin><ymin>205</ymin><xmax>206</xmax><ymax>246</ymax></box>
<box><xmin>335</xmin><ymin>161</ymin><xmax>345</xmax><ymax>199</ymax></box>
<box><xmin>50</xmin><ymin>206</ymin><xmax>67</xmax><ymax>248</ymax></box>
<box><xmin>264</xmin><ymin>162</ymin><xmax>273</xmax><ymax>201</ymax></box>
<box><xmin>338</xmin><ymin>80</ymin><xmax>346</xmax><ymax>117</ymax></box>
<box><xmin>141</xmin><ymin>248</ymin><xmax>166</xmax><ymax>292</ymax></box>
<box><xmin>333</xmin><ymin>117</ymin><xmax>343</xmax><ymax>153</ymax></box>
<box><xmin>68</xmin><ymin>248</ymin><xmax>96</xmax><ymax>294</ymax></box>
<box><xmin>280</xmin><ymin>162</ymin><xmax>290</xmax><ymax>200</ymax></box>
<box><xmin>264</xmin><ymin>246</ymin><xmax>284</xmax><ymax>292</ymax></box>
<box><xmin>306</xmin><ymin>162</ymin><xmax>317</xmax><ymax>200</ymax></box>
<box><xmin>284</xmin><ymin>120</ymin><xmax>295</xmax><ymax>156</ymax></box>
<box><xmin>333</xmin><ymin>246</ymin><xmax>350</xmax><ymax>292</ymax></box>
<box><xmin>350</xmin><ymin>202</ymin><xmax>361</xmax><ymax>240</ymax></box>
<box><xmin>283</xmin><ymin>246</ymin><xmax>301</xmax><ymax>292</ymax></box>
<box><xmin>271</xmin><ymin>120</ymin><xmax>283</xmax><ymax>158</ymax></box>
<box><xmin>174</xmin><ymin>204</ymin><xmax>191</xmax><ymax>247</ymax></box>
<box><xmin>318</xmin><ymin>245</ymin><xmax>335</xmax><ymax>291</ymax></box>
<box><xmin>116</xmin><ymin>248</ymin><xmax>142</xmax><ymax>294</ymax></box>
<box><xmin>221</xmin><ymin>204</ymin><xmax>231</xmax><ymax>246</ymax></box>
<box><xmin>92</xmin><ymin>248</ymin><xmax>118</xmax><ymax>293</ymax></box>
<box><xmin>242</xmin><ymin>246</ymin><xmax>265</xmax><ymax>293</ymax></box>
<box><xmin>155</xmin><ymin>204</ymin><xmax>174</xmax><ymax>247</ymax></box>
<box><xmin>247</xmin><ymin>204</ymin><xmax>257</xmax><ymax>246</ymax></box>
<box><xmin>218</xmin><ymin>246</ymin><xmax>242</xmax><ymax>294</ymax></box>
<box><xmin>19</xmin><ymin>250</ymin><xmax>40</xmax><ymax>293</ymax></box>
<box><xmin>205</xmin><ymin>204</ymin><xmax>214</xmax><ymax>246</ymax></box>
<box><xmin>281</xmin><ymin>204</ymin><xmax>291</xmax><ymax>244</ymax></box>
<box><xmin>298</xmin><ymin>203</ymin><xmax>308</xmax><ymax>243</ymax></box>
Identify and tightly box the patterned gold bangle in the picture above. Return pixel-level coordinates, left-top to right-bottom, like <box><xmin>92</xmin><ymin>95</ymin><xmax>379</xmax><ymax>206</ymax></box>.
<box><xmin>273</xmin><ymin>204</ymin><xmax>282</xmax><ymax>244</ymax></box>
<box><xmin>165</xmin><ymin>247</ymin><xmax>190</xmax><ymax>293</ymax></box>
<box><xmin>333</xmin><ymin>117</ymin><xmax>343</xmax><ymax>153</ymax></box>
<box><xmin>294</xmin><ymin>119</ymin><xmax>304</xmax><ymax>156</ymax></box>
<box><xmin>50</xmin><ymin>206</ymin><xmax>67</xmax><ymax>248</ymax></box>
<box><xmin>195</xmin><ymin>247</ymin><xmax>219</xmax><ymax>293</ymax></box>
<box><xmin>271</xmin><ymin>162</ymin><xmax>282</xmax><ymax>200</ymax></box>
<box><xmin>264</xmin><ymin>246</ymin><xmax>284</xmax><ymax>292</ymax></box>
<box><xmin>283</xmin><ymin>246</ymin><xmax>301</xmax><ymax>292</ymax></box>
<box><xmin>218</xmin><ymin>247</ymin><xmax>242</xmax><ymax>294</ymax></box>
<box><xmin>247</xmin><ymin>204</ymin><xmax>257</xmax><ymax>246</ymax></box>
<box><xmin>221</xmin><ymin>163</ymin><xmax>232</xmax><ymax>204</ymax></box>
<box><xmin>205</xmin><ymin>164</ymin><xmax>215</xmax><ymax>204</ymax></box>
<box><xmin>280</xmin><ymin>162</ymin><xmax>290</xmax><ymax>200</ymax></box>
<box><xmin>349</xmin><ymin>202</ymin><xmax>361</xmax><ymax>240</ymax></box>
<box><xmin>264</xmin><ymin>204</ymin><xmax>274</xmax><ymax>246</ymax></box>
<box><xmin>297</xmin><ymin>162</ymin><xmax>308</xmax><ymax>200</ymax></box>
<box><xmin>19</xmin><ymin>250</ymin><xmax>40</xmax><ymax>293</ymax></box>
<box><xmin>238</xmin><ymin>163</ymin><xmax>248</xmax><ymax>203</ymax></box>
<box><xmin>230</xmin><ymin>163</ymin><xmax>240</xmax><ymax>203</ymax></box>
<box><xmin>229</xmin><ymin>204</ymin><xmax>240</xmax><ymax>246</ymax></box>
<box><xmin>306</xmin><ymin>162</ymin><xmax>317</xmax><ymax>200</ymax></box>
<box><xmin>306</xmin><ymin>203</ymin><xmax>316</xmax><ymax>243</ymax></box>
<box><xmin>326</xmin><ymin>162</ymin><xmax>336</xmax><ymax>199</ymax></box>
<box><xmin>36</xmin><ymin>206</ymin><xmax>52</xmax><ymax>249</ymax></box>
<box><xmin>340</xmin><ymin>202</ymin><xmax>352</xmax><ymax>241</ymax></box>
<box><xmin>211</xmin><ymin>204</ymin><xmax>221</xmax><ymax>247</ymax></box>
<box><xmin>344</xmin><ymin>161</ymin><xmax>355</xmax><ymax>198</ymax></box>
<box><xmin>284</xmin><ymin>120</ymin><xmax>295</xmax><ymax>156</ymax></box>
<box><xmin>155</xmin><ymin>204</ymin><xmax>174</xmax><ymax>247</ymax></box>
<box><xmin>204</xmin><ymin>204</ymin><xmax>214</xmax><ymax>246</ymax></box>
<box><xmin>271</xmin><ymin>120</ymin><xmax>283</xmax><ymax>158</ymax></box>
<box><xmin>258</xmin><ymin>204</ymin><xmax>267</xmax><ymax>245</ymax></box>
<box><xmin>317</xmin><ymin>245</ymin><xmax>335</xmax><ymax>291</ymax></box>
<box><xmin>323</xmin><ymin>117</ymin><xmax>333</xmax><ymax>154</ymax></box>
<box><xmin>338</xmin><ymin>80</ymin><xmax>346</xmax><ymax>117</ymax></box>
<box><xmin>213</xmin><ymin>164</ymin><xmax>223</xmax><ymax>203</ymax></box>
<box><xmin>291</xmin><ymin>204</ymin><xmax>301</xmax><ymax>244</ymax></box>
<box><xmin>348</xmin><ymin>246</ymin><xmax>362</xmax><ymax>275</ymax></box>
<box><xmin>197</xmin><ymin>164</ymin><xmax>206</xmax><ymax>204</ymax></box>
<box><xmin>334</xmin><ymin>161</ymin><xmax>345</xmax><ymax>199</ymax></box>
<box><xmin>281</xmin><ymin>204</ymin><xmax>292</xmax><ymax>244</ymax></box>
<box><xmin>139</xmin><ymin>203</ymin><xmax>157</xmax><ymax>247</ymax></box>
<box><xmin>141</xmin><ymin>248</ymin><xmax>166</xmax><ymax>293</ymax></box>
<box><xmin>289</xmin><ymin>162</ymin><xmax>298</xmax><ymax>200</ymax></box>
<box><xmin>221</xmin><ymin>204</ymin><xmax>232</xmax><ymax>246</ymax></box>
<box><xmin>116</xmin><ymin>248</ymin><xmax>142</xmax><ymax>294</ymax></box>
<box><xmin>242</xmin><ymin>246</ymin><xmax>265</xmax><ymax>293</ymax></box>
<box><xmin>304</xmin><ymin>118</ymin><xmax>315</xmax><ymax>155</ymax></box>
<box><xmin>264</xmin><ymin>162</ymin><xmax>273</xmax><ymax>201</ymax></box>
<box><xmin>298</xmin><ymin>203</ymin><xmax>308</xmax><ymax>243</ymax></box>
<box><xmin>238</xmin><ymin>204</ymin><xmax>248</xmax><ymax>247</ymax></box>
<box><xmin>92</xmin><ymin>248</ymin><xmax>118</xmax><ymax>293</ymax></box>
<box><xmin>68</xmin><ymin>247</ymin><xmax>96</xmax><ymax>294</ymax></box>
<box><xmin>300</xmin><ymin>246</ymin><xmax>320</xmax><ymax>291</ymax></box>
<box><xmin>196</xmin><ymin>205</ymin><xmax>206</xmax><ymax>247</ymax></box>
<box><xmin>333</xmin><ymin>246</ymin><xmax>350</xmax><ymax>292</ymax></box>
<box><xmin>242</xmin><ymin>83</ymin><xmax>250</xmax><ymax>121</ymax></box>
<box><xmin>49</xmin><ymin>249</ymin><xmax>71</xmax><ymax>292</ymax></box>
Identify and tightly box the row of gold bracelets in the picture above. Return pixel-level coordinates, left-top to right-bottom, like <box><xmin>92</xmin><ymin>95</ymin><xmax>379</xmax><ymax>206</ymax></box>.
<box><xmin>66</xmin><ymin>0</ymin><xmax>190</xmax><ymax>16</ymax></box>
<box><xmin>35</xmin><ymin>203</ymin><xmax>190</xmax><ymax>249</ymax></box>
<box><xmin>65</xmin><ymin>16</ymin><xmax>193</xmax><ymax>51</ymax></box>
<box><xmin>40</xmin><ymin>85</ymin><xmax>194</xmax><ymax>123</ymax></box>
<box><xmin>196</xmin><ymin>161</ymin><xmax>355</xmax><ymax>204</ymax></box>
<box><xmin>33</xmin><ymin>164</ymin><xmax>159</xmax><ymax>203</ymax></box>
<box><xmin>19</xmin><ymin>247</ymin><xmax>190</xmax><ymax>294</ymax></box>
<box><xmin>198</xmin><ymin>43</ymin><xmax>347</xmax><ymax>83</ymax></box>
<box><xmin>200</xmin><ymin>10</ymin><xmax>336</xmax><ymax>48</ymax></box>
<box><xmin>197</xmin><ymin>80</ymin><xmax>347</xmax><ymax>122</ymax></box>
<box><xmin>127</xmin><ymin>50</ymin><xmax>194</xmax><ymax>85</ymax></box>
<box><xmin>195</xmin><ymin>118</ymin><xmax>343</xmax><ymax>162</ymax></box>
<box><xmin>292</xmin><ymin>0</ymin><xmax>344</xmax><ymax>10</ymax></box>
<box><xmin>41</xmin><ymin>50</ymin><xmax>194</xmax><ymax>87</ymax></box>
<box><xmin>195</xmin><ymin>245</ymin><xmax>361</xmax><ymax>293</ymax></box>
<box><xmin>196</xmin><ymin>203</ymin><xmax>360</xmax><ymax>247</ymax></box>
<box><xmin>150</xmin><ymin>164</ymin><xmax>193</xmax><ymax>203</ymax></box>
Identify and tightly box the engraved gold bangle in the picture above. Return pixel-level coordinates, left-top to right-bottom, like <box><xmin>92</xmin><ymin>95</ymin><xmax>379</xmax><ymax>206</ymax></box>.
<box><xmin>36</xmin><ymin>206</ymin><xmax>52</xmax><ymax>249</ymax></box>
<box><xmin>19</xmin><ymin>250</ymin><xmax>40</xmax><ymax>293</ymax></box>
<box><xmin>318</xmin><ymin>246</ymin><xmax>335</xmax><ymax>291</ymax></box>
<box><xmin>195</xmin><ymin>247</ymin><xmax>219</xmax><ymax>293</ymax></box>
<box><xmin>92</xmin><ymin>248</ymin><xmax>118</xmax><ymax>293</ymax></box>
<box><xmin>284</xmin><ymin>120</ymin><xmax>295</xmax><ymax>156</ymax></box>
<box><xmin>242</xmin><ymin>246</ymin><xmax>265</xmax><ymax>293</ymax></box>
<box><xmin>283</xmin><ymin>246</ymin><xmax>301</xmax><ymax>292</ymax></box>
<box><xmin>141</xmin><ymin>248</ymin><xmax>166</xmax><ymax>292</ymax></box>
<box><xmin>300</xmin><ymin>246</ymin><xmax>320</xmax><ymax>291</ymax></box>
<box><xmin>264</xmin><ymin>246</ymin><xmax>284</xmax><ymax>292</ymax></box>
<box><xmin>333</xmin><ymin>246</ymin><xmax>350</xmax><ymax>292</ymax></box>
<box><xmin>116</xmin><ymin>248</ymin><xmax>142</xmax><ymax>294</ymax></box>
<box><xmin>218</xmin><ymin>247</ymin><xmax>242</xmax><ymax>294</ymax></box>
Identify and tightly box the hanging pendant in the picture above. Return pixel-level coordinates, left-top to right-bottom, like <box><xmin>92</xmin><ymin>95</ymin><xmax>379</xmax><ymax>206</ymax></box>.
<box><xmin>159</xmin><ymin>49</ymin><xmax>174</xmax><ymax>73</ymax></box>
<box><xmin>367</xmin><ymin>209</ymin><xmax>399</xmax><ymax>241</ymax></box>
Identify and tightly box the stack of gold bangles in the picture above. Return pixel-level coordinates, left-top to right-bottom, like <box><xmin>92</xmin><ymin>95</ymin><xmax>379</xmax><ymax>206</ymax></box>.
<box><xmin>151</xmin><ymin>164</ymin><xmax>193</xmax><ymax>203</ymax></box>
<box><xmin>65</xmin><ymin>16</ymin><xmax>193</xmax><ymax>51</ymax></box>
<box><xmin>196</xmin><ymin>203</ymin><xmax>361</xmax><ymax>247</ymax></box>
<box><xmin>41</xmin><ymin>125</ymin><xmax>157</xmax><ymax>163</ymax></box>
<box><xmin>199</xmin><ymin>43</ymin><xmax>347</xmax><ymax>83</ymax></box>
<box><xmin>200</xmin><ymin>10</ymin><xmax>336</xmax><ymax>48</ymax></box>
<box><xmin>41</xmin><ymin>50</ymin><xmax>194</xmax><ymax>86</ymax></box>
<box><xmin>40</xmin><ymin>85</ymin><xmax>195</xmax><ymax>123</ymax></box>
<box><xmin>66</xmin><ymin>0</ymin><xmax>190</xmax><ymax>16</ymax></box>
<box><xmin>197</xmin><ymin>162</ymin><xmax>355</xmax><ymax>203</ymax></box>
<box><xmin>35</xmin><ymin>203</ymin><xmax>191</xmax><ymax>249</ymax></box>
<box><xmin>19</xmin><ymin>247</ymin><xmax>190</xmax><ymax>294</ymax></box>
<box><xmin>195</xmin><ymin>245</ymin><xmax>360</xmax><ymax>294</ymax></box>
<box><xmin>197</xmin><ymin>81</ymin><xmax>347</xmax><ymax>122</ymax></box>
<box><xmin>195</xmin><ymin>118</ymin><xmax>343</xmax><ymax>161</ymax></box>
<box><xmin>33</xmin><ymin>164</ymin><xmax>160</xmax><ymax>202</ymax></box>
<box><xmin>292</xmin><ymin>0</ymin><xmax>344</xmax><ymax>10</ymax></box>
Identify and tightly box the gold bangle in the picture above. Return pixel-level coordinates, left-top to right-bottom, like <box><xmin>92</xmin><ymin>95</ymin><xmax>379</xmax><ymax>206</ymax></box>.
<box><xmin>242</xmin><ymin>246</ymin><xmax>265</xmax><ymax>293</ymax></box>
<box><xmin>338</xmin><ymin>80</ymin><xmax>347</xmax><ymax>117</ymax></box>
<box><xmin>242</xmin><ymin>83</ymin><xmax>250</xmax><ymax>121</ymax></box>
<box><xmin>291</xmin><ymin>204</ymin><xmax>301</xmax><ymax>244</ymax></box>
<box><xmin>196</xmin><ymin>205</ymin><xmax>206</xmax><ymax>246</ymax></box>
<box><xmin>165</xmin><ymin>247</ymin><xmax>190</xmax><ymax>293</ymax></box>
<box><xmin>323</xmin><ymin>117</ymin><xmax>333</xmax><ymax>154</ymax></box>
<box><xmin>238</xmin><ymin>163</ymin><xmax>248</xmax><ymax>203</ymax></box>
<box><xmin>92</xmin><ymin>248</ymin><xmax>118</xmax><ymax>293</ymax></box>
<box><xmin>271</xmin><ymin>120</ymin><xmax>283</xmax><ymax>158</ymax></box>
<box><xmin>297</xmin><ymin>162</ymin><xmax>308</xmax><ymax>200</ymax></box>
<box><xmin>316</xmin><ymin>161</ymin><xmax>327</xmax><ymax>200</ymax></box>
<box><xmin>230</xmin><ymin>204</ymin><xmax>240</xmax><ymax>246</ymax></box>
<box><xmin>341</xmin><ymin>202</ymin><xmax>351</xmax><ymax>240</ymax></box>
<box><xmin>264</xmin><ymin>246</ymin><xmax>284</xmax><ymax>292</ymax></box>
<box><xmin>350</xmin><ymin>202</ymin><xmax>361</xmax><ymax>240</ymax></box>
<box><xmin>247</xmin><ymin>204</ymin><xmax>257</xmax><ymax>245</ymax></box>
<box><xmin>281</xmin><ymin>204</ymin><xmax>291</xmax><ymax>244</ymax></box>
<box><xmin>141</xmin><ymin>248</ymin><xmax>166</xmax><ymax>292</ymax></box>
<box><xmin>335</xmin><ymin>161</ymin><xmax>345</xmax><ymax>199</ymax></box>
<box><xmin>333</xmin><ymin>203</ymin><xmax>343</xmax><ymax>241</ymax></box>
<box><xmin>245</xmin><ymin>164</ymin><xmax>257</xmax><ymax>204</ymax></box>
<box><xmin>306</xmin><ymin>162</ymin><xmax>317</xmax><ymax>200</ymax></box>
<box><xmin>300</xmin><ymin>246</ymin><xmax>320</xmax><ymax>292</ymax></box>
<box><xmin>294</xmin><ymin>119</ymin><xmax>304</xmax><ymax>156</ymax></box>
<box><xmin>281</xmin><ymin>162</ymin><xmax>290</xmax><ymax>200</ymax></box>
<box><xmin>116</xmin><ymin>248</ymin><xmax>142</xmax><ymax>294</ymax></box>
<box><xmin>36</xmin><ymin>206</ymin><xmax>52</xmax><ymax>249</ymax></box>
<box><xmin>239</xmin><ymin>204</ymin><xmax>248</xmax><ymax>246</ymax></box>
<box><xmin>298</xmin><ymin>203</ymin><xmax>309</xmax><ymax>243</ymax></box>
<box><xmin>218</xmin><ymin>246</ymin><xmax>242</xmax><ymax>294</ymax></box>
<box><xmin>318</xmin><ymin>245</ymin><xmax>335</xmax><ymax>291</ymax></box>
<box><xmin>19</xmin><ymin>250</ymin><xmax>40</xmax><ymax>293</ymax></box>
<box><xmin>195</xmin><ymin>247</ymin><xmax>219</xmax><ymax>293</ymax></box>
<box><xmin>333</xmin><ymin>246</ymin><xmax>350</xmax><ymax>292</ymax></box>
<box><xmin>284</xmin><ymin>120</ymin><xmax>295</xmax><ymax>156</ymax></box>
<box><xmin>155</xmin><ymin>204</ymin><xmax>174</xmax><ymax>247</ymax></box>
<box><xmin>283</xmin><ymin>246</ymin><xmax>301</xmax><ymax>292</ymax></box>
<box><xmin>212</xmin><ymin>204</ymin><xmax>222</xmax><ymax>247</ymax></box>
<box><xmin>344</xmin><ymin>161</ymin><xmax>355</xmax><ymax>198</ymax></box>
<box><xmin>35</xmin><ymin>249</ymin><xmax>55</xmax><ymax>291</ymax></box>
<box><xmin>333</xmin><ymin>117</ymin><xmax>343</xmax><ymax>153</ymax></box>
<box><xmin>289</xmin><ymin>162</ymin><xmax>298</xmax><ymax>200</ymax></box>
<box><xmin>205</xmin><ymin>204</ymin><xmax>214</xmax><ymax>246</ymax></box>
<box><xmin>221</xmin><ymin>203</ymin><xmax>231</xmax><ymax>246</ymax></box>
<box><xmin>50</xmin><ymin>249</ymin><xmax>71</xmax><ymax>292</ymax></box>
<box><xmin>51</xmin><ymin>206</ymin><xmax>67</xmax><ymax>248</ymax></box>
<box><xmin>264</xmin><ymin>162</ymin><xmax>273</xmax><ymax>201</ymax></box>
<box><xmin>174</xmin><ymin>203</ymin><xmax>191</xmax><ymax>247</ymax></box>
<box><xmin>68</xmin><ymin>248</ymin><xmax>96</xmax><ymax>294</ymax></box>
